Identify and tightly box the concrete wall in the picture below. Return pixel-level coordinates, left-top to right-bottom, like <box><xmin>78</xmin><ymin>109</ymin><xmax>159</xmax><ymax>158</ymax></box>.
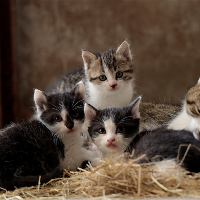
<box><xmin>14</xmin><ymin>0</ymin><xmax>200</xmax><ymax>122</ymax></box>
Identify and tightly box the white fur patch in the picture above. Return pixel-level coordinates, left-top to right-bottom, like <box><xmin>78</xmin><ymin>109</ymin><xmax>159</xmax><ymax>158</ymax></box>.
<box><xmin>104</xmin><ymin>118</ymin><xmax>116</xmax><ymax>140</ymax></box>
<box><xmin>168</xmin><ymin>106</ymin><xmax>191</xmax><ymax>130</ymax></box>
<box><xmin>168</xmin><ymin>102</ymin><xmax>200</xmax><ymax>140</ymax></box>
<box><xmin>87</xmin><ymin>78</ymin><xmax>134</xmax><ymax>109</ymax></box>
<box><xmin>151</xmin><ymin>159</ymin><xmax>182</xmax><ymax>179</ymax></box>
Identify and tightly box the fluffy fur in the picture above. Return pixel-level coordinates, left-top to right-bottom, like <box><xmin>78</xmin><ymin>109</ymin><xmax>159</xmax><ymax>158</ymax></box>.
<box><xmin>35</xmin><ymin>82</ymin><xmax>102</xmax><ymax>171</ymax></box>
<box><xmin>132</xmin><ymin>127</ymin><xmax>200</xmax><ymax>173</ymax></box>
<box><xmin>84</xmin><ymin>97</ymin><xmax>200</xmax><ymax>173</ymax></box>
<box><xmin>46</xmin><ymin>41</ymin><xmax>135</xmax><ymax>109</ymax></box>
<box><xmin>84</xmin><ymin>97</ymin><xmax>141</xmax><ymax>157</ymax></box>
<box><xmin>46</xmin><ymin>41</ymin><xmax>181</xmax><ymax>132</ymax></box>
<box><xmin>0</xmin><ymin>83</ymin><xmax>101</xmax><ymax>189</ymax></box>
<box><xmin>168</xmin><ymin>79</ymin><xmax>200</xmax><ymax>139</ymax></box>
<box><xmin>0</xmin><ymin>118</ymin><xmax>63</xmax><ymax>190</ymax></box>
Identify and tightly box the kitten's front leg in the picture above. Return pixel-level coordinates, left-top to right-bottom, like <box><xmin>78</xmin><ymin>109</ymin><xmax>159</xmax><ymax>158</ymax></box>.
<box><xmin>80</xmin><ymin>143</ymin><xmax>103</xmax><ymax>167</ymax></box>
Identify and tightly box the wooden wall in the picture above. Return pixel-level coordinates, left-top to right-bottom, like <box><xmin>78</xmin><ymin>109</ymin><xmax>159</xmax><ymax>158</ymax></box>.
<box><xmin>1</xmin><ymin>0</ymin><xmax>200</xmax><ymax>128</ymax></box>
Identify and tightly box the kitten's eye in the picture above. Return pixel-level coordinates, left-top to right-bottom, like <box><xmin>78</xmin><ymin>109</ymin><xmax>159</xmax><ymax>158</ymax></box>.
<box><xmin>99</xmin><ymin>75</ymin><xmax>107</xmax><ymax>81</ymax></box>
<box><xmin>116</xmin><ymin>71</ymin><xmax>123</xmax><ymax>78</ymax></box>
<box><xmin>99</xmin><ymin>128</ymin><xmax>106</xmax><ymax>134</ymax></box>
<box><xmin>55</xmin><ymin>116</ymin><xmax>63</xmax><ymax>122</ymax></box>
<box><xmin>117</xmin><ymin>126</ymin><xmax>125</xmax><ymax>133</ymax></box>
<box><xmin>72</xmin><ymin>112</ymin><xmax>79</xmax><ymax>118</ymax></box>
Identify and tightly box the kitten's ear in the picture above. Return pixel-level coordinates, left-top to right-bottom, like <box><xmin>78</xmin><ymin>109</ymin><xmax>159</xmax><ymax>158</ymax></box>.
<box><xmin>116</xmin><ymin>41</ymin><xmax>132</xmax><ymax>61</ymax></box>
<box><xmin>82</xmin><ymin>50</ymin><xmax>97</xmax><ymax>70</ymax></box>
<box><xmin>34</xmin><ymin>89</ymin><xmax>48</xmax><ymax>113</ymax></box>
<box><xmin>71</xmin><ymin>81</ymin><xmax>85</xmax><ymax>100</ymax></box>
<box><xmin>129</xmin><ymin>96</ymin><xmax>142</xmax><ymax>118</ymax></box>
<box><xmin>84</xmin><ymin>103</ymin><xmax>97</xmax><ymax>123</ymax></box>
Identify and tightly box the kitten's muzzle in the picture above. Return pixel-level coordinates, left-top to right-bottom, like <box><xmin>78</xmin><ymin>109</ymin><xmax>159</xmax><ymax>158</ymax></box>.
<box><xmin>65</xmin><ymin>116</ymin><xmax>74</xmax><ymax>130</ymax></box>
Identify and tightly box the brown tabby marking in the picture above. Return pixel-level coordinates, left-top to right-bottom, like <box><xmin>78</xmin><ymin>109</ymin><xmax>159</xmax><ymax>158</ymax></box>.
<box><xmin>85</xmin><ymin>52</ymin><xmax>134</xmax><ymax>85</ymax></box>
<box><xmin>85</xmin><ymin>57</ymin><xmax>103</xmax><ymax>84</ymax></box>
<box><xmin>185</xmin><ymin>80</ymin><xmax>200</xmax><ymax>117</ymax></box>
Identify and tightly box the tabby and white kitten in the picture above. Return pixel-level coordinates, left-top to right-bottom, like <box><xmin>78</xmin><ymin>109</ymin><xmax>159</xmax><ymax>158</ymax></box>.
<box><xmin>35</xmin><ymin>82</ymin><xmax>102</xmax><ymax>171</ymax></box>
<box><xmin>84</xmin><ymin>97</ymin><xmax>141</xmax><ymax>157</ymax></box>
<box><xmin>168</xmin><ymin>78</ymin><xmax>200</xmax><ymax>139</ymax></box>
<box><xmin>46</xmin><ymin>41</ymin><xmax>135</xmax><ymax>110</ymax></box>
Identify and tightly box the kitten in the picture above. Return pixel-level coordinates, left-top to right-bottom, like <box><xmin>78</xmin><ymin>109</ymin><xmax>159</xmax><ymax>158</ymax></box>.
<box><xmin>34</xmin><ymin>82</ymin><xmax>102</xmax><ymax>171</ymax></box>
<box><xmin>46</xmin><ymin>41</ymin><xmax>180</xmax><ymax>132</ymax></box>
<box><xmin>85</xmin><ymin>97</ymin><xmax>200</xmax><ymax>173</ymax></box>
<box><xmin>0</xmin><ymin>83</ymin><xmax>101</xmax><ymax>190</ymax></box>
<box><xmin>168</xmin><ymin>78</ymin><xmax>200</xmax><ymax>139</ymax></box>
<box><xmin>84</xmin><ymin>97</ymin><xmax>141</xmax><ymax>158</ymax></box>
<box><xmin>46</xmin><ymin>41</ymin><xmax>135</xmax><ymax>109</ymax></box>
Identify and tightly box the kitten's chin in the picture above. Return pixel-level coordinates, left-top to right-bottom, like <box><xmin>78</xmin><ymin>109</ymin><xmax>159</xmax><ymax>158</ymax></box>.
<box><xmin>67</xmin><ymin>129</ymin><xmax>75</xmax><ymax>133</ymax></box>
<box><xmin>104</xmin><ymin>145</ymin><xmax>124</xmax><ymax>155</ymax></box>
<box><xmin>107</xmin><ymin>143</ymin><xmax>117</xmax><ymax>148</ymax></box>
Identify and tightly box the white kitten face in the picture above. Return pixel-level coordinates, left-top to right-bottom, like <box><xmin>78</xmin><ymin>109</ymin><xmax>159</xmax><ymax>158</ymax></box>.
<box><xmin>84</xmin><ymin>97</ymin><xmax>141</xmax><ymax>157</ymax></box>
<box><xmin>92</xmin><ymin>118</ymin><xmax>132</xmax><ymax>157</ymax></box>
<box><xmin>49</xmin><ymin>108</ymin><xmax>83</xmax><ymax>138</ymax></box>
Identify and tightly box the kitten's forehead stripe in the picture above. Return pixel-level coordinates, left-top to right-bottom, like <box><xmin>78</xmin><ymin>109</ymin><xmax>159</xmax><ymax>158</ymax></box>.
<box><xmin>61</xmin><ymin>109</ymin><xmax>67</xmax><ymax>121</ymax></box>
<box><xmin>104</xmin><ymin>118</ymin><xmax>116</xmax><ymax>138</ymax></box>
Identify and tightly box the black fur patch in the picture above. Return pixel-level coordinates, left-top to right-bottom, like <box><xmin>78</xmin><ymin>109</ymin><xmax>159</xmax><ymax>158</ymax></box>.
<box><xmin>0</xmin><ymin>120</ymin><xmax>64</xmax><ymax>189</ymax></box>
<box><xmin>88</xmin><ymin>106</ymin><xmax>139</xmax><ymax>141</ymax></box>
<box><xmin>132</xmin><ymin>127</ymin><xmax>200</xmax><ymax>173</ymax></box>
<box><xmin>40</xmin><ymin>92</ymin><xmax>84</xmax><ymax>127</ymax></box>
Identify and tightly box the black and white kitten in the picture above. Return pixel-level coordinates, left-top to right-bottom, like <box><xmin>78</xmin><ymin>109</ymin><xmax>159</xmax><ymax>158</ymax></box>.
<box><xmin>46</xmin><ymin>41</ymin><xmax>135</xmax><ymax>109</ymax></box>
<box><xmin>34</xmin><ymin>82</ymin><xmax>102</xmax><ymax>171</ymax></box>
<box><xmin>0</xmin><ymin>83</ymin><xmax>101</xmax><ymax>190</ymax></box>
<box><xmin>84</xmin><ymin>97</ymin><xmax>200</xmax><ymax>173</ymax></box>
<box><xmin>84</xmin><ymin>97</ymin><xmax>141</xmax><ymax>157</ymax></box>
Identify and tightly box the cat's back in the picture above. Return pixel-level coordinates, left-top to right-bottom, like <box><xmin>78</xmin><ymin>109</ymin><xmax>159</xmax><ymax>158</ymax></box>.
<box><xmin>0</xmin><ymin>119</ymin><xmax>64</xmax><ymax>188</ymax></box>
<box><xmin>139</xmin><ymin>102</ymin><xmax>181</xmax><ymax>131</ymax></box>
<box><xmin>0</xmin><ymin>119</ymin><xmax>60</xmax><ymax>149</ymax></box>
<box><xmin>46</xmin><ymin>67</ymin><xmax>85</xmax><ymax>94</ymax></box>
<box><xmin>134</xmin><ymin>128</ymin><xmax>200</xmax><ymax>172</ymax></box>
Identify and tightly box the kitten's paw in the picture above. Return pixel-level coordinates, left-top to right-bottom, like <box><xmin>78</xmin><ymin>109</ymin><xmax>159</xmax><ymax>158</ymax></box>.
<box><xmin>88</xmin><ymin>142</ymin><xmax>103</xmax><ymax>158</ymax></box>
<box><xmin>91</xmin><ymin>157</ymin><xmax>102</xmax><ymax>167</ymax></box>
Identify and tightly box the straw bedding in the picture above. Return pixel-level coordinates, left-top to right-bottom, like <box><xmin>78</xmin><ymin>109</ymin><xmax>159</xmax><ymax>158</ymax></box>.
<box><xmin>1</xmin><ymin>154</ymin><xmax>200</xmax><ymax>200</ymax></box>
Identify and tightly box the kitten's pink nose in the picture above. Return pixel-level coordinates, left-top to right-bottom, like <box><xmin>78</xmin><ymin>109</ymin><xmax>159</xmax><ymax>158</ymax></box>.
<box><xmin>107</xmin><ymin>138</ymin><xmax>115</xmax><ymax>144</ymax></box>
<box><xmin>109</xmin><ymin>84</ymin><xmax>117</xmax><ymax>89</ymax></box>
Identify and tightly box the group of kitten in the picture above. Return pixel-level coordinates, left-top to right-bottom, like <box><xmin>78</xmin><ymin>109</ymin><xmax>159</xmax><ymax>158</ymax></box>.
<box><xmin>1</xmin><ymin>41</ymin><xmax>200</xmax><ymax>190</ymax></box>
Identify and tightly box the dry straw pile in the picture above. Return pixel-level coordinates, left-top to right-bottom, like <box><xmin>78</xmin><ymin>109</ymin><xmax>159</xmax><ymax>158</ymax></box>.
<box><xmin>1</xmin><ymin>155</ymin><xmax>200</xmax><ymax>200</ymax></box>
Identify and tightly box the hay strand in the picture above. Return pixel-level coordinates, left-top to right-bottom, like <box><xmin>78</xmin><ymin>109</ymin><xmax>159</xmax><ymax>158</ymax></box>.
<box><xmin>1</xmin><ymin>157</ymin><xmax>200</xmax><ymax>199</ymax></box>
